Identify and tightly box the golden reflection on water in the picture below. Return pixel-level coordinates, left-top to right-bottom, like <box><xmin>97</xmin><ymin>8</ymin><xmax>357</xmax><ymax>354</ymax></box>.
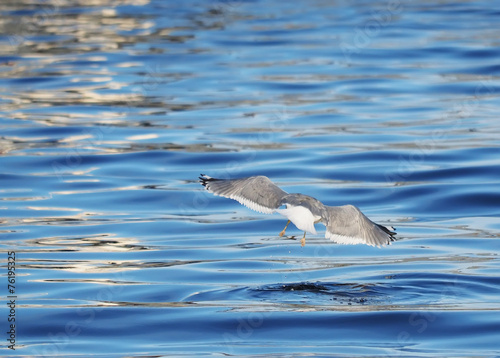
<box><xmin>28</xmin><ymin>234</ymin><xmax>147</xmax><ymax>253</ymax></box>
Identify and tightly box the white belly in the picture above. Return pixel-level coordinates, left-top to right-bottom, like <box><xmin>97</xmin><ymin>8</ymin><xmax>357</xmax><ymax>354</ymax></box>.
<box><xmin>277</xmin><ymin>205</ymin><xmax>318</xmax><ymax>234</ymax></box>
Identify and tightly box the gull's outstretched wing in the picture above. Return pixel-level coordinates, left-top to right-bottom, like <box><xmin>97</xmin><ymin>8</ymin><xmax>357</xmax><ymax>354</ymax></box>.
<box><xmin>322</xmin><ymin>205</ymin><xmax>396</xmax><ymax>247</ymax></box>
<box><xmin>199</xmin><ymin>174</ymin><xmax>288</xmax><ymax>214</ymax></box>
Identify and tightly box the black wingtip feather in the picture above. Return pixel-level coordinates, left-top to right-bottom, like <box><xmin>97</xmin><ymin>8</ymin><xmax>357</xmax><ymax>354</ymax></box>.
<box><xmin>377</xmin><ymin>223</ymin><xmax>396</xmax><ymax>235</ymax></box>
<box><xmin>199</xmin><ymin>174</ymin><xmax>216</xmax><ymax>188</ymax></box>
<box><xmin>376</xmin><ymin>223</ymin><xmax>397</xmax><ymax>244</ymax></box>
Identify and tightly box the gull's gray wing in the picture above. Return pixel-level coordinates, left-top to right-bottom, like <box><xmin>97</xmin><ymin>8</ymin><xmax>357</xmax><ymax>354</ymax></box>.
<box><xmin>322</xmin><ymin>205</ymin><xmax>396</xmax><ymax>247</ymax></box>
<box><xmin>199</xmin><ymin>174</ymin><xmax>288</xmax><ymax>214</ymax></box>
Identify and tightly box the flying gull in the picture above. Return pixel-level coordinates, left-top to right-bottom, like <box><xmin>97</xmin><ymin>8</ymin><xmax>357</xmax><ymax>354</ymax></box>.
<box><xmin>199</xmin><ymin>174</ymin><xmax>396</xmax><ymax>247</ymax></box>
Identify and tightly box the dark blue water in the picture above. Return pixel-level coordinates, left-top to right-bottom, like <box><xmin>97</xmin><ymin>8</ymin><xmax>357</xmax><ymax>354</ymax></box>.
<box><xmin>1</xmin><ymin>0</ymin><xmax>500</xmax><ymax>356</ymax></box>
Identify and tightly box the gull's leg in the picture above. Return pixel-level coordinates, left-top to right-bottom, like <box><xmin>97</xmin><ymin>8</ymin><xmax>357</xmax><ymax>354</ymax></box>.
<box><xmin>279</xmin><ymin>220</ymin><xmax>291</xmax><ymax>237</ymax></box>
<box><xmin>301</xmin><ymin>232</ymin><xmax>306</xmax><ymax>247</ymax></box>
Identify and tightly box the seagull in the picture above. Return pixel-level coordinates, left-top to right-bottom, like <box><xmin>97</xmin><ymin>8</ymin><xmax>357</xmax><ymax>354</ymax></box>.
<box><xmin>199</xmin><ymin>174</ymin><xmax>396</xmax><ymax>247</ymax></box>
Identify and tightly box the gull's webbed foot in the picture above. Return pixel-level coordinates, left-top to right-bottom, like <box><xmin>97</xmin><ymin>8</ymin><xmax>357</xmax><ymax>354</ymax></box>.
<box><xmin>279</xmin><ymin>220</ymin><xmax>291</xmax><ymax>237</ymax></box>
<box><xmin>301</xmin><ymin>232</ymin><xmax>306</xmax><ymax>247</ymax></box>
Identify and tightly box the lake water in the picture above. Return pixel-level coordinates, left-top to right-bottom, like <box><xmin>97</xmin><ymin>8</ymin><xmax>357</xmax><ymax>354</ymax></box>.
<box><xmin>1</xmin><ymin>0</ymin><xmax>500</xmax><ymax>356</ymax></box>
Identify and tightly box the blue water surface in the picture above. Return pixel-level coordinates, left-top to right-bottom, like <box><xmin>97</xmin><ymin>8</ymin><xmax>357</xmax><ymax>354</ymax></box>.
<box><xmin>1</xmin><ymin>0</ymin><xmax>500</xmax><ymax>357</ymax></box>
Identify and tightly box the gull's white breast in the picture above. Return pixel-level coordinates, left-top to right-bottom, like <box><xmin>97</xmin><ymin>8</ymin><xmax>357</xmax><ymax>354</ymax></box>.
<box><xmin>276</xmin><ymin>205</ymin><xmax>319</xmax><ymax>234</ymax></box>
